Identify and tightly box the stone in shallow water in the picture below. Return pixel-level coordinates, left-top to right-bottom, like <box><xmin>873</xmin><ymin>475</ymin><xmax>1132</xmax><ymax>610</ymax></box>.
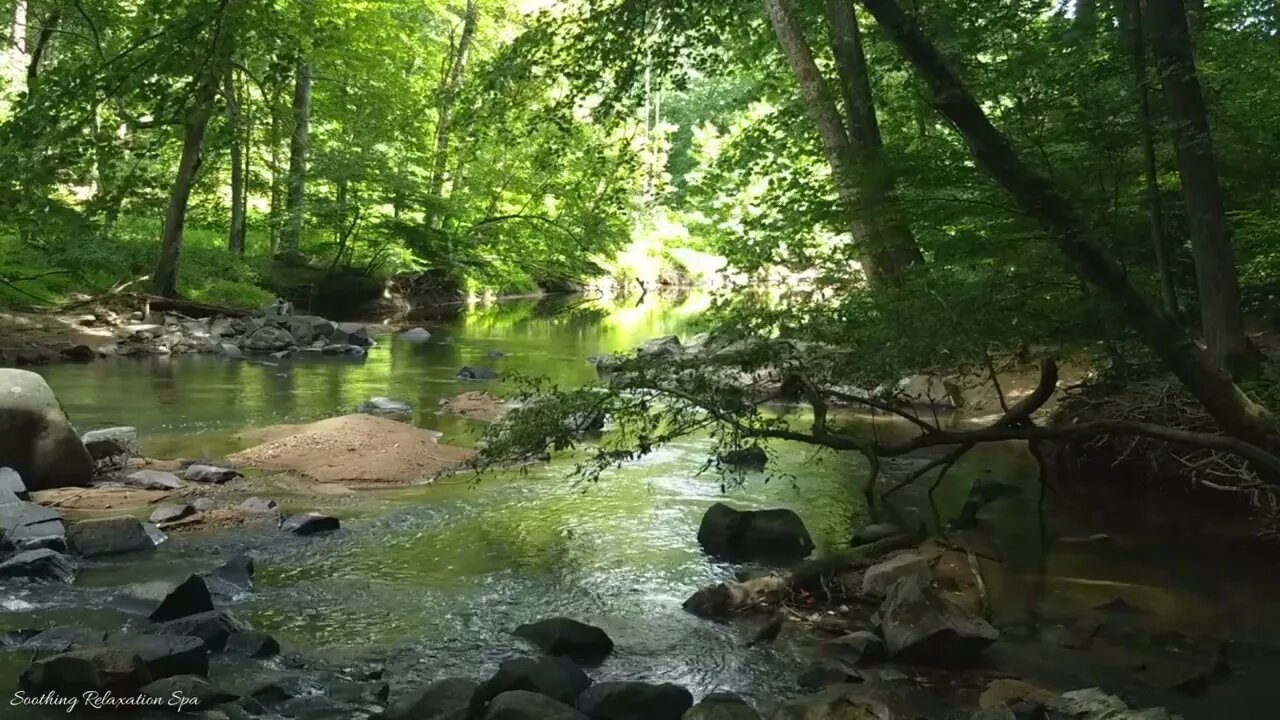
<box><xmin>224</xmin><ymin>631</ymin><xmax>280</xmax><ymax>658</ymax></box>
<box><xmin>109</xmin><ymin>632</ymin><xmax>209</xmax><ymax>679</ymax></box>
<box><xmin>21</xmin><ymin>626</ymin><xmax>105</xmax><ymax>656</ymax></box>
<box><xmin>487</xmin><ymin>690</ymin><xmax>587</xmax><ymax>720</ymax></box>
<box><xmin>575</xmin><ymin>681</ymin><xmax>693</xmax><ymax>720</ymax></box>
<box><xmin>383</xmin><ymin>676</ymin><xmax>478</xmax><ymax>720</ymax></box>
<box><xmin>400</xmin><ymin>327</ymin><xmax>432</xmax><ymax>342</ymax></box>
<box><xmin>185</xmin><ymin>464</ymin><xmax>242</xmax><ymax>484</ymax></box>
<box><xmin>67</xmin><ymin>516</ymin><xmax>154</xmax><ymax>557</ymax></box>
<box><xmin>696</xmin><ymin>502</ymin><xmax>814</xmax><ymax>564</ymax></box>
<box><xmin>282</xmin><ymin>513</ymin><xmax>340</xmax><ymax>536</ymax></box>
<box><xmin>0</xmin><ymin>500</ymin><xmax>66</xmax><ymax>551</ymax></box>
<box><xmin>513</xmin><ymin>617</ymin><xmax>614</xmax><ymax>666</ymax></box>
<box><xmin>357</xmin><ymin>397</ymin><xmax>413</xmax><ymax>415</ymax></box>
<box><xmin>141</xmin><ymin>675</ymin><xmax>237</xmax><ymax>712</ymax></box>
<box><xmin>475</xmin><ymin>656</ymin><xmax>592</xmax><ymax>708</ymax></box>
<box><xmin>147</xmin><ymin>609</ymin><xmax>250</xmax><ymax>652</ymax></box>
<box><xmin>877</xmin><ymin>576</ymin><xmax>998</xmax><ymax>667</ymax></box>
<box><xmin>151</xmin><ymin>503</ymin><xmax>196</xmax><ymax>524</ymax></box>
<box><xmin>457</xmin><ymin>365</ymin><xmax>499</xmax><ymax>380</ymax></box>
<box><xmin>0</xmin><ymin>548</ymin><xmax>75</xmax><ymax>583</ymax></box>
<box><xmin>683</xmin><ymin>693</ymin><xmax>763</xmax><ymax>720</ymax></box>
<box><xmin>121</xmin><ymin>574</ymin><xmax>215</xmax><ymax>622</ymax></box>
<box><xmin>126</xmin><ymin>469</ymin><xmax>185</xmax><ymax>490</ymax></box>
<box><xmin>19</xmin><ymin>648</ymin><xmax>151</xmax><ymax>696</ymax></box>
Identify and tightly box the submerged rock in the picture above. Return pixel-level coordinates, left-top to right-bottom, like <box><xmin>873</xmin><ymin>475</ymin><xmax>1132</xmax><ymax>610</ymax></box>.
<box><xmin>0</xmin><ymin>548</ymin><xmax>75</xmax><ymax>583</ymax></box>
<box><xmin>384</xmin><ymin>676</ymin><xmax>478</xmax><ymax>720</ymax></box>
<box><xmin>282</xmin><ymin>512</ymin><xmax>340</xmax><ymax>535</ymax></box>
<box><xmin>576</xmin><ymin>681</ymin><xmax>693</xmax><ymax>720</ymax></box>
<box><xmin>0</xmin><ymin>369</ymin><xmax>95</xmax><ymax>490</ymax></box>
<box><xmin>322</xmin><ymin>343</ymin><xmax>367</xmax><ymax>356</ymax></box>
<box><xmin>514</xmin><ymin>618</ymin><xmax>614</xmax><ymax>666</ymax></box>
<box><xmin>877</xmin><ymin>576</ymin><xmax>998</xmax><ymax>667</ymax></box>
<box><xmin>717</xmin><ymin>446</ymin><xmax>767</xmax><ymax>471</ymax></box>
<box><xmin>487</xmin><ymin>690</ymin><xmax>588</xmax><ymax>720</ymax></box>
<box><xmin>66</xmin><ymin>516</ymin><xmax>154</xmax><ymax>557</ymax></box>
<box><xmin>696</xmin><ymin>502</ymin><xmax>815</xmax><ymax>563</ymax></box>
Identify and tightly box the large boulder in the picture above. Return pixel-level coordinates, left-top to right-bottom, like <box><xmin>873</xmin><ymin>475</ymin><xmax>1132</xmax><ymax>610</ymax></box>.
<box><xmin>120</xmin><ymin>574</ymin><xmax>215</xmax><ymax>622</ymax></box>
<box><xmin>637</xmin><ymin>336</ymin><xmax>684</xmax><ymax>359</ymax></box>
<box><xmin>81</xmin><ymin>426</ymin><xmax>139</xmax><ymax>462</ymax></box>
<box><xmin>576</xmin><ymin>682</ymin><xmax>693</xmax><ymax>720</ymax></box>
<box><xmin>0</xmin><ymin>501</ymin><xmax>67</xmax><ymax>551</ymax></box>
<box><xmin>770</xmin><ymin>685</ymin><xmax>893</xmax><ymax>720</ymax></box>
<box><xmin>242</xmin><ymin>326</ymin><xmax>295</xmax><ymax>353</ymax></box>
<box><xmin>19</xmin><ymin>648</ymin><xmax>152</xmax><ymax>696</ymax></box>
<box><xmin>861</xmin><ymin>552</ymin><xmax>931</xmax><ymax>597</ymax></box>
<box><xmin>513</xmin><ymin>618</ymin><xmax>614</xmax><ymax>666</ymax></box>
<box><xmin>682</xmin><ymin>693</ymin><xmax>763</xmax><ymax>720</ymax></box>
<box><xmin>877</xmin><ymin>576</ymin><xmax>998</xmax><ymax>667</ymax></box>
<box><xmin>696</xmin><ymin>503</ymin><xmax>815</xmax><ymax>563</ymax></box>
<box><xmin>66</xmin><ymin>516</ymin><xmax>154</xmax><ymax>557</ymax></box>
<box><xmin>0</xmin><ymin>548</ymin><xmax>75</xmax><ymax>583</ymax></box>
<box><xmin>0</xmin><ymin>369</ymin><xmax>94</xmax><ymax>490</ymax></box>
<box><xmin>384</xmin><ymin>677</ymin><xmax>478</xmax><ymax>720</ymax></box>
<box><xmin>487</xmin><ymin>690</ymin><xmax>589</xmax><ymax>720</ymax></box>
<box><xmin>476</xmin><ymin>656</ymin><xmax>593</xmax><ymax>708</ymax></box>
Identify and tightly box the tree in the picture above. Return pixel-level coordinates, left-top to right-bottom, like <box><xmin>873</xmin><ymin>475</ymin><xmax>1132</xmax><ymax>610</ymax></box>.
<box><xmin>278</xmin><ymin>52</ymin><xmax>312</xmax><ymax>255</ymax></box>
<box><xmin>424</xmin><ymin>0</ymin><xmax>479</xmax><ymax>231</ymax></box>
<box><xmin>225</xmin><ymin>65</ymin><xmax>247</xmax><ymax>255</ymax></box>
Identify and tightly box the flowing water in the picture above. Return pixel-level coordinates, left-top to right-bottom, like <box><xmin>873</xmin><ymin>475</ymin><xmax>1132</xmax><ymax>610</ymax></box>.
<box><xmin>3</xmin><ymin>293</ymin><xmax>1280</xmax><ymax>719</ymax></box>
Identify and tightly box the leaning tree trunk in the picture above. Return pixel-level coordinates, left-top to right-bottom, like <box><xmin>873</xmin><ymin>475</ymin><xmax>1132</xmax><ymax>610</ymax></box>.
<box><xmin>154</xmin><ymin>103</ymin><xmax>217</xmax><ymax>297</ymax></box>
<box><xmin>1143</xmin><ymin>0</ymin><xmax>1259</xmax><ymax>375</ymax></box>
<box><xmin>763</xmin><ymin>0</ymin><xmax>919</xmax><ymax>287</ymax></box>
<box><xmin>1120</xmin><ymin>0</ymin><xmax>1179</xmax><ymax>317</ymax></box>
<box><xmin>856</xmin><ymin>0</ymin><xmax>1277</xmax><ymax>450</ymax></box>
<box><xmin>26</xmin><ymin>8</ymin><xmax>60</xmax><ymax>87</ymax></box>
<box><xmin>279</xmin><ymin>57</ymin><xmax>312</xmax><ymax>255</ymax></box>
<box><xmin>225</xmin><ymin>66</ymin><xmax>247</xmax><ymax>255</ymax></box>
<box><xmin>424</xmin><ymin>0</ymin><xmax>478</xmax><ymax>231</ymax></box>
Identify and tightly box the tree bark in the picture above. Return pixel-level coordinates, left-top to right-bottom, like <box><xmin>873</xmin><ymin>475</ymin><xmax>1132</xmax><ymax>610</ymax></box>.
<box><xmin>856</xmin><ymin>0</ymin><xmax>1276</xmax><ymax>449</ymax></box>
<box><xmin>279</xmin><ymin>57</ymin><xmax>312</xmax><ymax>254</ymax></box>
<box><xmin>1143</xmin><ymin>0</ymin><xmax>1258</xmax><ymax>374</ymax></box>
<box><xmin>1120</xmin><ymin>0</ymin><xmax>1179</xmax><ymax>317</ymax></box>
<box><xmin>225</xmin><ymin>66</ymin><xmax>246</xmax><ymax>255</ymax></box>
<box><xmin>425</xmin><ymin>0</ymin><xmax>478</xmax><ymax>230</ymax></box>
<box><xmin>269</xmin><ymin>89</ymin><xmax>283</xmax><ymax>252</ymax></box>
<box><xmin>763</xmin><ymin>0</ymin><xmax>918</xmax><ymax>287</ymax></box>
<box><xmin>26</xmin><ymin>8</ymin><xmax>59</xmax><ymax>87</ymax></box>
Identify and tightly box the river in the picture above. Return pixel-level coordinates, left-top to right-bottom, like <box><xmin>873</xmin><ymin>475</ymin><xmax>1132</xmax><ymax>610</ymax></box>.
<box><xmin>3</xmin><ymin>293</ymin><xmax>1280</xmax><ymax>719</ymax></box>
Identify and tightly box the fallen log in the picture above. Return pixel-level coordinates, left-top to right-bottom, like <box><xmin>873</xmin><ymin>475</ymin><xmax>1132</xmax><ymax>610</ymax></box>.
<box><xmin>138</xmin><ymin>294</ymin><xmax>252</xmax><ymax>319</ymax></box>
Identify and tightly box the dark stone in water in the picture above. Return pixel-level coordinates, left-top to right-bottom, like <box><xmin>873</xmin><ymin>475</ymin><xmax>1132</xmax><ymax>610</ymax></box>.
<box><xmin>384</xmin><ymin>676</ymin><xmax>478</xmax><ymax>720</ymax></box>
<box><xmin>0</xmin><ymin>548</ymin><xmax>75</xmax><ymax>583</ymax></box>
<box><xmin>282</xmin><ymin>513</ymin><xmax>340</xmax><ymax>535</ymax></box>
<box><xmin>109</xmin><ymin>632</ymin><xmax>209</xmax><ymax>679</ymax></box>
<box><xmin>717</xmin><ymin>446</ymin><xmax>767</xmax><ymax>470</ymax></box>
<box><xmin>476</xmin><ymin>656</ymin><xmax>592</xmax><ymax>708</ymax></box>
<box><xmin>21</xmin><ymin>626</ymin><xmax>105</xmax><ymax>656</ymax></box>
<box><xmin>225</xmin><ymin>631</ymin><xmax>280</xmax><ymax>658</ymax></box>
<box><xmin>19</xmin><ymin>648</ymin><xmax>152</xmax><ymax>696</ymax></box>
<box><xmin>67</xmin><ymin>516</ymin><xmax>154</xmax><ymax>557</ymax></box>
<box><xmin>122</xmin><ymin>574</ymin><xmax>215</xmax><ymax>622</ymax></box>
<box><xmin>683</xmin><ymin>693</ymin><xmax>763</xmax><ymax>720</ymax></box>
<box><xmin>575</xmin><ymin>681</ymin><xmax>693</xmax><ymax>720</ymax></box>
<box><xmin>329</xmin><ymin>679</ymin><xmax>391</xmax><ymax>705</ymax></box>
<box><xmin>513</xmin><ymin>617</ymin><xmax>614</xmax><ymax>666</ymax></box>
<box><xmin>818</xmin><ymin>631</ymin><xmax>885</xmax><ymax>665</ymax></box>
<box><xmin>696</xmin><ymin>502</ymin><xmax>814</xmax><ymax>563</ymax></box>
<box><xmin>797</xmin><ymin>661</ymin><xmax>863</xmax><ymax>690</ymax></box>
<box><xmin>877</xmin><ymin>576</ymin><xmax>998</xmax><ymax>667</ymax></box>
<box><xmin>151</xmin><ymin>502</ymin><xmax>196</xmax><ymax>524</ymax></box>
<box><xmin>148</xmin><ymin>609</ymin><xmax>250</xmax><ymax>652</ymax></box>
<box><xmin>141</xmin><ymin>675</ymin><xmax>237</xmax><ymax>712</ymax></box>
<box><xmin>487</xmin><ymin>690</ymin><xmax>588</xmax><ymax>720</ymax></box>
<box><xmin>457</xmin><ymin>366</ymin><xmax>500</xmax><ymax>380</ymax></box>
<box><xmin>185</xmin><ymin>464</ymin><xmax>242</xmax><ymax>484</ymax></box>
<box><xmin>205</xmin><ymin>553</ymin><xmax>255</xmax><ymax>598</ymax></box>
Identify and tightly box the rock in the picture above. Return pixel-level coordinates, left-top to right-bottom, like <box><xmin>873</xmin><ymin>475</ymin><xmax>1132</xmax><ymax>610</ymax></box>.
<box><xmin>979</xmin><ymin>679</ymin><xmax>1054</xmax><ymax>711</ymax></box>
<box><xmin>287</xmin><ymin>315</ymin><xmax>336</xmax><ymax>345</ymax></box>
<box><xmin>225</xmin><ymin>631</ymin><xmax>280</xmax><ymax>658</ymax></box>
<box><xmin>282</xmin><ymin>512</ymin><xmax>340</xmax><ymax>535</ymax></box>
<box><xmin>0</xmin><ymin>500</ymin><xmax>66</xmax><ymax>550</ymax></box>
<box><xmin>457</xmin><ymin>366</ymin><xmax>500</xmax><ymax>380</ymax></box>
<box><xmin>0</xmin><ymin>466</ymin><xmax>28</xmax><ymax>501</ymax></box>
<box><xmin>0</xmin><ymin>548</ymin><xmax>75</xmax><ymax>582</ymax></box>
<box><xmin>204</xmin><ymin>554</ymin><xmax>254</xmax><ymax>600</ymax></box>
<box><xmin>19</xmin><ymin>648</ymin><xmax>152</xmax><ymax>696</ymax></box>
<box><xmin>818</xmin><ymin>631</ymin><xmax>886</xmax><ymax>666</ymax></box>
<box><xmin>220</xmin><ymin>342</ymin><xmax>244</xmax><ymax>358</ymax></box>
<box><xmin>110</xmin><ymin>632</ymin><xmax>209</xmax><ymax>679</ymax></box>
<box><xmin>256</xmin><ymin>298</ymin><xmax>293</xmax><ymax>319</ymax></box>
<box><xmin>637</xmin><ymin>336</ymin><xmax>683</xmax><ymax>359</ymax></box>
<box><xmin>0</xmin><ymin>369</ymin><xmax>95</xmax><ymax>490</ymax></box>
<box><xmin>270</xmin><ymin>349</ymin><xmax>293</xmax><ymax>359</ymax></box>
<box><xmin>144</xmin><ymin>523</ymin><xmax>168</xmax><ymax>546</ymax></box>
<box><xmin>332</xmin><ymin>323</ymin><xmax>373</xmax><ymax>348</ymax></box>
<box><xmin>148</xmin><ymin>609</ymin><xmax>250</xmax><ymax>652</ymax></box>
<box><xmin>82</xmin><ymin>426</ymin><xmax>140</xmax><ymax>461</ymax></box>
<box><xmin>240</xmin><ymin>496</ymin><xmax>278</xmax><ymax>513</ymax></box>
<box><xmin>771</xmin><ymin>685</ymin><xmax>893</xmax><ymax>720</ymax></box>
<box><xmin>192</xmin><ymin>497</ymin><xmax>216</xmax><ymax>511</ymax></box>
<box><xmin>358</xmin><ymin>397</ymin><xmax>413</xmax><ymax>415</ymax></box>
<box><xmin>851</xmin><ymin>523</ymin><xmax>906</xmax><ymax>547</ymax></box>
<box><xmin>384</xmin><ymin>677</ymin><xmax>478</xmax><ymax>720</ymax></box>
<box><xmin>877</xmin><ymin>576</ymin><xmax>998</xmax><ymax>667</ymax></box>
<box><xmin>151</xmin><ymin>503</ymin><xmax>196</xmax><ymax>524</ymax></box>
<box><xmin>322</xmin><ymin>343</ymin><xmax>367</xmax><ymax>356</ymax></box>
<box><xmin>476</xmin><ymin>656</ymin><xmax>593</xmax><ymax>707</ymax></box>
<box><xmin>717</xmin><ymin>446</ymin><xmax>767</xmax><ymax>470</ymax></box>
<box><xmin>67</xmin><ymin>516</ymin><xmax>154</xmax><ymax>557</ymax></box>
<box><xmin>127</xmin><ymin>469</ymin><xmax>185</xmax><ymax>490</ymax></box>
<box><xmin>243</xmin><ymin>327</ymin><xmax>295</xmax><ymax>353</ymax></box>
<box><xmin>141</xmin><ymin>675</ymin><xmax>237</xmax><ymax>713</ymax></box>
<box><xmin>972</xmin><ymin>708</ymin><xmax>1017</xmax><ymax>720</ymax></box>
<box><xmin>21</xmin><ymin>626</ymin><xmax>105</xmax><ymax>656</ymax></box>
<box><xmin>330</xmin><ymin>679</ymin><xmax>390</xmax><ymax>705</ymax></box>
<box><xmin>185</xmin><ymin>464</ymin><xmax>242</xmax><ymax>484</ymax></box>
<box><xmin>576</xmin><ymin>682</ymin><xmax>693</xmax><ymax>720</ymax></box>
<box><xmin>487</xmin><ymin>350</ymin><xmax>505</xmax><ymax>358</ymax></box>
<box><xmin>1045</xmin><ymin>688</ymin><xmax>1181</xmax><ymax>720</ymax></box>
<box><xmin>487</xmin><ymin>690</ymin><xmax>589</xmax><ymax>720</ymax></box>
<box><xmin>696</xmin><ymin>503</ymin><xmax>815</xmax><ymax>563</ymax></box>
<box><xmin>861</xmin><ymin>552</ymin><xmax>931</xmax><ymax>597</ymax></box>
<box><xmin>513</xmin><ymin>617</ymin><xmax>615</xmax><ymax>666</ymax></box>
<box><xmin>797</xmin><ymin>661</ymin><xmax>863</xmax><ymax>690</ymax></box>
<box><xmin>60</xmin><ymin>344</ymin><xmax>97</xmax><ymax>362</ymax></box>
<box><xmin>121</xmin><ymin>574</ymin><xmax>215</xmax><ymax>622</ymax></box>
<box><xmin>682</xmin><ymin>693</ymin><xmax>763</xmax><ymax>720</ymax></box>
<box><xmin>400</xmin><ymin>327</ymin><xmax>432</xmax><ymax>342</ymax></box>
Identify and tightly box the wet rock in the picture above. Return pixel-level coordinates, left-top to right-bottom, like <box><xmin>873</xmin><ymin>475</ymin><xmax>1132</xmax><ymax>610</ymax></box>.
<box><xmin>208</xmin><ymin>554</ymin><xmax>255</xmax><ymax>591</ymax></box>
<box><xmin>972</xmin><ymin>708</ymin><xmax>1017</xmax><ymax>720</ymax></box>
<box><xmin>287</xmin><ymin>316</ymin><xmax>337</xmax><ymax>345</ymax></box>
<box><xmin>358</xmin><ymin>397</ymin><xmax>413</xmax><ymax>415</ymax></box>
<box><xmin>330</xmin><ymin>679</ymin><xmax>391</xmax><ymax>705</ymax></box>
<box><xmin>61</xmin><ymin>344</ymin><xmax>97</xmax><ymax>362</ymax></box>
<box><xmin>0</xmin><ymin>500</ymin><xmax>66</xmax><ymax>550</ymax></box>
<box><xmin>476</xmin><ymin>656</ymin><xmax>593</xmax><ymax>707</ymax></box>
<box><xmin>220</xmin><ymin>342</ymin><xmax>244</xmax><ymax>358</ymax></box>
<box><xmin>637</xmin><ymin>335</ymin><xmax>683</xmax><ymax>359</ymax></box>
<box><xmin>400</xmin><ymin>327</ymin><xmax>432</xmax><ymax>342</ymax></box>
<box><xmin>149</xmin><ymin>609</ymin><xmax>250</xmax><ymax>652</ymax></box>
<box><xmin>797</xmin><ymin>661</ymin><xmax>863</xmax><ymax>690</ymax></box>
<box><xmin>717</xmin><ymin>446</ymin><xmax>767</xmax><ymax>471</ymax></box>
<box><xmin>851</xmin><ymin>523</ymin><xmax>906</xmax><ymax>547</ymax></box>
<box><xmin>0</xmin><ymin>548</ymin><xmax>75</xmax><ymax>583</ymax></box>
<box><xmin>225</xmin><ymin>631</ymin><xmax>280</xmax><ymax>658</ymax></box>
<box><xmin>861</xmin><ymin>552</ymin><xmax>931</xmax><ymax>597</ymax></box>
<box><xmin>127</xmin><ymin>469</ymin><xmax>185</xmax><ymax>490</ymax></box>
<box><xmin>682</xmin><ymin>693</ymin><xmax>763</xmax><ymax>720</ymax></box>
<box><xmin>185</xmin><ymin>464</ymin><xmax>242</xmax><ymax>484</ymax></box>
<box><xmin>144</xmin><ymin>522</ymin><xmax>168</xmax><ymax>546</ymax></box>
<box><xmin>122</xmin><ymin>574</ymin><xmax>215</xmax><ymax>622</ymax></box>
<box><xmin>21</xmin><ymin>626</ymin><xmax>105</xmax><ymax>656</ymax></box>
<box><xmin>818</xmin><ymin>631</ymin><xmax>886</xmax><ymax>666</ymax></box>
<box><xmin>384</xmin><ymin>676</ymin><xmax>478</xmax><ymax>720</ymax></box>
<box><xmin>1045</xmin><ymin>688</ymin><xmax>1181</xmax><ymax>720</ymax></box>
<box><xmin>240</xmin><ymin>496</ymin><xmax>278</xmax><ymax>514</ymax></box>
<box><xmin>877</xmin><ymin>576</ymin><xmax>998</xmax><ymax>667</ymax></box>
<box><xmin>487</xmin><ymin>690</ymin><xmax>589</xmax><ymax>719</ymax></box>
<box><xmin>67</xmin><ymin>516</ymin><xmax>154</xmax><ymax>557</ymax></box>
<box><xmin>110</xmin><ymin>632</ymin><xmax>209</xmax><ymax>679</ymax></box>
<box><xmin>141</xmin><ymin>675</ymin><xmax>237</xmax><ymax>712</ymax></box>
<box><xmin>771</xmin><ymin>685</ymin><xmax>893</xmax><ymax>720</ymax></box>
<box><xmin>332</xmin><ymin>323</ymin><xmax>374</xmax><ymax>348</ymax></box>
<box><xmin>19</xmin><ymin>647</ymin><xmax>152</xmax><ymax>696</ymax></box>
<box><xmin>276</xmin><ymin>695</ymin><xmax>360</xmax><ymax>720</ymax></box>
<box><xmin>152</xmin><ymin>502</ymin><xmax>196</xmax><ymax>524</ymax></box>
<box><xmin>576</xmin><ymin>681</ymin><xmax>693</xmax><ymax>720</ymax></box>
<box><xmin>0</xmin><ymin>466</ymin><xmax>27</xmax><ymax>498</ymax></box>
<box><xmin>282</xmin><ymin>512</ymin><xmax>340</xmax><ymax>535</ymax></box>
<box><xmin>2</xmin><ymin>629</ymin><xmax>40</xmax><ymax>648</ymax></box>
<box><xmin>514</xmin><ymin>617</ymin><xmax>615</xmax><ymax>666</ymax></box>
<box><xmin>83</xmin><ymin>426</ymin><xmax>140</xmax><ymax>461</ymax></box>
<box><xmin>696</xmin><ymin>502</ymin><xmax>815</xmax><ymax>563</ymax></box>
<box><xmin>0</xmin><ymin>369</ymin><xmax>95</xmax><ymax>490</ymax></box>
<box><xmin>457</xmin><ymin>365</ymin><xmax>500</xmax><ymax>380</ymax></box>
<box><xmin>243</xmin><ymin>326</ymin><xmax>295</xmax><ymax>353</ymax></box>
<box><xmin>322</xmin><ymin>343</ymin><xmax>366</xmax><ymax>356</ymax></box>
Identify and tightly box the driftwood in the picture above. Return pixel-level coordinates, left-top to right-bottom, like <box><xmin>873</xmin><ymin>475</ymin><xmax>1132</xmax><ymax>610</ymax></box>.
<box><xmin>138</xmin><ymin>294</ymin><xmax>251</xmax><ymax>319</ymax></box>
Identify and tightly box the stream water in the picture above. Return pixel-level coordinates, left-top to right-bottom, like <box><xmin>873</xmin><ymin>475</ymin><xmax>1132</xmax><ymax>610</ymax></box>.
<box><xmin>3</xmin><ymin>293</ymin><xmax>1280</xmax><ymax>719</ymax></box>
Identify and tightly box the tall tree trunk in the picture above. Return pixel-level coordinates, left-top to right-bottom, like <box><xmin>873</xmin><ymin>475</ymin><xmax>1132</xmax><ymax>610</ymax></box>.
<box><xmin>425</xmin><ymin>0</ymin><xmax>478</xmax><ymax>230</ymax></box>
<box><xmin>155</xmin><ymin>108</ymin><xmax>215</xmax><ymax>297</ymax></box>
<box><xmin>1120</xmin><ymin>0</ymin><xmax>1179</xmax><ymax>317</ymax></box>
<box><xmin>225</xmin><ymin>66</ymin><xmax>247</xmax><ymax>255</ymax></box>
<box><xmin>823</xmin><ymin>0</ymin><xmax>921</xmax><ymax>271</ymax></box>
<box><xmin>26</xmin><ymin>9</ymin><xmax>59</xmax><ymax>87</ymax></box>
<box><xmin>279</xmin><ymin>57</ymin><xmax>312</xmax><ymax>254</ymax></box>
<box><xmin>269</xmin><ymin>90</ymin><xmax>283</xmax><ymax>252</ymax></box>
<box><xmin>763</xmin><ymin>0</ymin><xmax>918</xmax><ymax>287</ymax></box>
<box><xmin>857</xmin><ymin>0</ymin><xmax>1276</xmax><ymax>449</ymax></box>
<box><xmin>1143</xmin><ymin>0</ymin><xmax>1258</xmax><ymax>374</ymax></box>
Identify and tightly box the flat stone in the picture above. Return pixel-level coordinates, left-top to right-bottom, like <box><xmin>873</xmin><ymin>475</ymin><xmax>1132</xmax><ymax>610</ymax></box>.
<box><xmin>0</xmin><ymin>548</ymin><xmax>76</xmax><ymax>583</ymax></box>
<box><xmin>0</xmin><ymin>501</ymin><xmax>66</xmax><ymax>551</ymax></box>
<box><xmin>240</xmin><ymin>496</ymin><xmax>278</xmax><ymax>513</ymax></box>
<box><xmin>282</xmin><ymin>513</ymin><xmax>340</xmax><ymax>536</ymax></box>
<box><xmin>185</xmin><ymin>464</ymin><xmax>242</xmax><ymax>484</ymax></box>
<box><xmin>66</xmin><ymin>516</ymin><xmax>154</xmax><ymax>557</ymax></box>
<box><xmin>126</xmin><ymin>469</ymin><xmax>185</xmax><ymax>490</ymax></box>
<box><xmin>151</xmin><ymin>503</ymin><xmax>196</xmax><ymax>524</ymax></box>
